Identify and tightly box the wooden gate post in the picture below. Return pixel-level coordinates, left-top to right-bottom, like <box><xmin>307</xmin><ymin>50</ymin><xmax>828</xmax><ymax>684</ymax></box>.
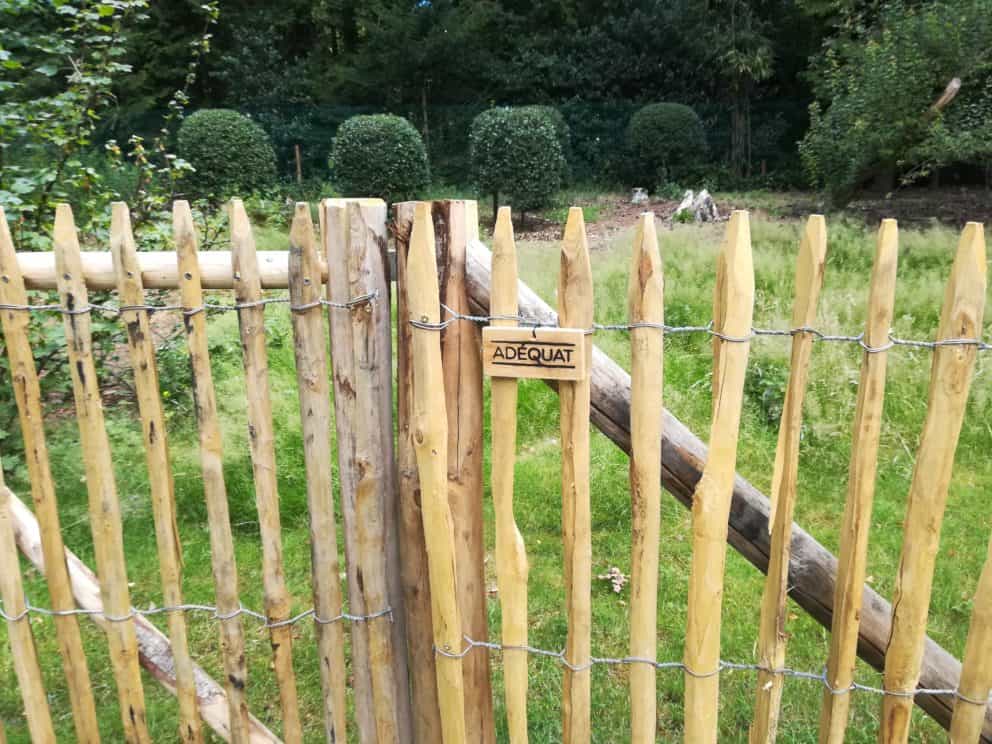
<box><xmin>325</xmin><ymin>198</ymin><xmax>413</xmax><ymax>743</ymax></box>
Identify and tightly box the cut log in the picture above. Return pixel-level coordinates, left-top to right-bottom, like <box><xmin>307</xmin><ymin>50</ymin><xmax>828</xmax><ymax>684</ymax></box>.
<box><xmin>4</xmin><ymin>485</ymin><xmax>281</xmax><ymax>744</ymax></box>
<box><xmin>462</xmin><ymin>237</ymin><xmax>992</xmax><ymax>742</ymax></box>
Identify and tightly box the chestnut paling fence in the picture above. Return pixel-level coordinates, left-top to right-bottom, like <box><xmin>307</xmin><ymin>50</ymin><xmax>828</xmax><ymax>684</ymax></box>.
<box><xmin>0</xmin><ymin>197</ymin><xmax>990</xmax><ymax>744</ymax></box>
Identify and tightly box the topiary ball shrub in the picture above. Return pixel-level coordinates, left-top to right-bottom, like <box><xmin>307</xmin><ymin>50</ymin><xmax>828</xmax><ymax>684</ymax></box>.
<box><xmin>470</xmin><ymin>107</ymin><xmax>565</xmax><ymax>216</ymax></box>
<box><xmin>330</xmin><ymin>114</ymin><xmax>429</xmax><ymax>203</ymax></box>
<box><xmin>520</xmin><ymin>105</ymin><xmax>572</xmax><ymax>183</ymax></box>
<box><xmin>625</xmin><ymin>103</ymin><xmax>707</xmax><ymax>187</ymax></box>
<box><xmin>177</xmin><ymin>109</ymin><xmax>277</xmax><ymax>198</ymax></box>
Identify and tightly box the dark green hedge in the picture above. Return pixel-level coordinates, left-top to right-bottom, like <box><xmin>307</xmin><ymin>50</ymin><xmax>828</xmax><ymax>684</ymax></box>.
<box><xmin>625</xmin><ymin>103</ymin><xmax>707</xmax><ymax>187</ymax></box>
<box><xmin>330</xmin><ymin>114</ymin><xmax>429</xmax><ymax>202</ymax></box>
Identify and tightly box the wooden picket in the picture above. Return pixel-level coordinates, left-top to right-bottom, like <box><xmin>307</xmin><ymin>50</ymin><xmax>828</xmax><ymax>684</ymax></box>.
<box><xmin>819</xmin><ymin>219</ymin><xmax>899</xmax><ymax>742</ymax></box>
<box><xmin>287</xmin><ymin>203</ymin><xmax>348</xmax><ymax>743</ymax></box>
<box><xmin>751</xmin><ymin>215</ymin><xmax>827</xmax><ymax>743</ymax></box>
<box><xmin>684</xmin><ymin>210</ymin><xmax>755</xmax><ymax>744</ymax></box>
<box><xmin>110</xmin><ymin>202</ymin><xmax>202</xmax><ymax>744</ymax></box>
<box><xmin>628</xmin><ymin>212</ymin><xmax>664</xmax><ymax>744</ymax></box>
<box><xmin>881</xmin><ymin>223</ymin><xmax>987</xmax><ymax>744</ymax></box>
<box><xmin>174</xmin><ymin>200</ymin><xmax>252</xmax><ymax>743</ymax></box>
<box><xmin>3</xmin><ymin>195</ymin><xmax>992</xmax><ymax>744</ymax></box>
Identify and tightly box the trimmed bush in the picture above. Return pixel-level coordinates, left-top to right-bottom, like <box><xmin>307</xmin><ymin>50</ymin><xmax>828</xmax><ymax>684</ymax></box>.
<box><xmin>470</xmin><ymin>107</ymin><xmax>565</xmax><ymax>215</ymax></box>
<box><xmin>520</xmin><ymin>105</ymin><xmax>572</xmax><ymax>182</ymax></box>
<box><xmin>330</xmin><ymin>114</ymin><xmax>429</xmax><ymax>203</ymax></box>
<box><xmin>177</xmin><ymin>109</ymin><xmax>277</xmax><ymax>197</ymax></box>
<box><xmin>625</xmin><ymin>103</ymin><xmax>707</xmax><ymax>187</ymax></box>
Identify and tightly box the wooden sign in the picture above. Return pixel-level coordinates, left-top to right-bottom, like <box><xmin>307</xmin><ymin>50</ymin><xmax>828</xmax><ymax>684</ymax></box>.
<box><xmin>482</xmin><ymin>326</ymin><xmax>588</xmax><ymax>381</ymax></box>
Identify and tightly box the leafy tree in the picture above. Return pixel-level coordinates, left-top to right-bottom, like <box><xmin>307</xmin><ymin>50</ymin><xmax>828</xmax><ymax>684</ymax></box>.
<box><xmin>800</xmin><ymin>0</ymin><xmax>992</xmax><ymax>204</ymax></box>
<box><xmin>330</xmin><ymin>114</ymin><xmax>429</xmax><ymax>202</ymax></box>
<box><xmin>470</xmin><ymin>107</ymin><xmax>564</xmax><ymax>219</ymax></box>
<box><xmin>625</xmin><ymin>103</ymin><xmax>708</xmax><ymax>188</ymax></box>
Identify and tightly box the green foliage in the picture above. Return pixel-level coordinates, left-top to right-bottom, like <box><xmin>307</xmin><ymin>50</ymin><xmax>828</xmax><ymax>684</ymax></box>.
<box><xmin>178</xmin><ymin>109</ymin><xmax>277</xmax><ymax>199</ymax></box>
<box><xmin>520</xmin><ymin>105</ymin><xmax>572</xmax><ymax>183</ymax></box>
<box><xmin>330</xmin><ymin>114</ymin><xmax>429</xmax><ymax>202</ymax></box>
<box><xmin>800</xmin><ymin>0</ymin><xmax>992</xmax><ymax>204</ymax></box>
<box><xmin>625</xmin><ymin>103</ymin><xmax>708</xmax><ymax>188</ymax></box>
<box><xmin>470</xmin><ymin>107</ymin><xmax>565</xmax><ymax>213</ymax></box>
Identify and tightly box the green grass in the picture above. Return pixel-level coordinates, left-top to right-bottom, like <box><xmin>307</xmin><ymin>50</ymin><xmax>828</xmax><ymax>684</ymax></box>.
<box><xmin>2</xmin><ymin>213</ymin><xmax>991</xmax><ymax>742</ymax></box>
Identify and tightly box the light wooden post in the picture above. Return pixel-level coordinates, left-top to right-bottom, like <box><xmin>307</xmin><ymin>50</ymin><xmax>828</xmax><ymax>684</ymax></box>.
<box><xmin>559</xmin><ymin>207</ymin><xmax>594</xmax><ymax>744</ymax></box>
<box><xmin>0</xmin><ymin>207</ymin><xmax>100</xmax><ymax>744</ymax></box>
<box><xmin>229</xmin><ymin>200</ymin><xmax>302</xmax><ymax>742</ymax></box>
<box><xmin>408</xmin><ymin>201</ymin><xmax>468</xmax><ymax>744</ymax></box>
<box><xmin>881</xmin><ymin>222</ymin><xmax>987</xmax><ymax>744</ymax></box>
<box><xmin>110</xmin><ymin>203</ymin><xmax>202</xmax><ymax>744</ymax></box>
<box><xmin>751</xmin><ymin>216</ymin><xmax>827</xmax><ymax>743</ymax></box>
<box><xmin>53</xmin><ymin>204</ymin><xmax>151</xmax><ymax>744</ymax></box>
<box><xmin>951</xmin><ymin>526</ymin><xmax>992</xmax><ymax>741</ymax></box>
<box><xmin>684</xmin><ymin>210</ymin><xmax>754</xmax><ymax>744</ymax></box>
<box><xmin>174</xmin><ymin>200</ymin><xmax>251</xmax><ymax>744</ymax></box>
<box><xmin>818</xmin><ymin>219</ymin><xmax>899</xmax><ymax>743</ymax></box>
<box><xmin>394</xmin><ymin>201</ymin><xmax>444</xmax><ymax>744</ymax></box>
<box><xmin>490</xmin><ymin>206</ymin><xmax>530</xmax><ymax>743</ymax></box>
<box><xmin>0</xmin><ymin>474</ymin><xmax>56</xmax><ymax>744</ymax></box>
<box><xmin>325</xmin><ymin>198</ymin><xmax>411</xmax><ymax>743</ymax></box>
<box><xmin>287</xmin><ymin>204</ymin><xmax>348</xmax><ymax>743</ymax></box>
<box><xmin>628</xmin><ymin>213</ymin><xmax>663</xmax><ymax>744</ymax></box>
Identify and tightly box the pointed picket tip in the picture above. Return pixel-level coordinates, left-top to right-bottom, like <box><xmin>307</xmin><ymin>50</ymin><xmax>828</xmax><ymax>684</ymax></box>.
<box><xmin>173</xmin><ymin>200</ymin><xmax>198</xmax><ymax>257</ymax></box>
<box><xmin>790</xmin><ymin>215</ymin><xmax>828</xmax><ymax>328</ymax></box>
<box><xmin>0</xmin><ymin>206</ymin><xmax>25</xmax><ymax>301</ymax></box>
<box><xmin>289</xmin><ymin>202</ymin><xmax>314</xmax><ymax>253</ymax></box>
<box><xmin>110</xmin><ymin>202</ymin><xmax>134</xmax><ymax>260</ymax></box>
<box><xmin>0</xmin><ymin>205</ymin><xmax>15</xmax><ymax>265</ymax></box>
<box><xmin>937</xmin><ymin>221</ymin><xmax>987</xmax><ymax>340</ymax></box>
<box><xmin>559</xmin><ymin>207</ymin><xmax>593</xmax><ymax>328</ymax></box>
<box><xmin>716</xmin><ymin>210</ymin><xmax>754</xmax><ymax>337</ymax></box>
<box><xmin>492</xmin><ymin>207</ymin><xmax>518</xmax><ymax>320</ymax></box>
<box><xmin>52</xmin><ymin>204</ymin><xmax>84</xmax><ymax>288</ymax></box>
<box><xmin>229</xmin><ymin>199</ymin><xmax>255</xmax><ymax>255</ymax></box>
<box><xmin>863</xmin><ymin>219</ymin><xmax>900</xmax><ymax>348</ymax></box>
<box><xmin>629</xmin><ymin>212</ymin><xmax>662</xmax><ymax>324</ymax></box>
<box><xmin>408</xmin><ymin>202</ymin><xmax>441</xmax><ymax>323</ymax></box>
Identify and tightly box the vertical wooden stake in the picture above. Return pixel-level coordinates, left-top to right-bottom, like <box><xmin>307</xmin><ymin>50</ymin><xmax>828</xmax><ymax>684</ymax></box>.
<box><xmin>684</xmin><ymin>210</ymin><xmax>754</xmax><ymax>744</ymax></box>
<box><xmin>53</xmin><ymin>204</ymin><xmax>151</xmax><ymax>744</ymax></box>
<box><xmin>174</xmin><ymin>200</ymin><xmax>251</xmax><ymax>744</ymax></box>
<box><xmin>628</xmin><ymin>212</ymin><xmax>663</xmax><ymax>744</ymax></box>
<box><xmin>881</xmin><ymin>222</ymin><xmax>987</xmax><ymax>744</ymax></box>
<box><xmin>0</xmin><ymin>207</ymin><xmax>100</xmax><ymax>744</ymax></box>
<box><xmin>394</xmin><ymin>201</ymin><xmax>444</xmax><ymax>744</ymax></box>
<box><xmin>230</xmin><ymin>199</ymin><xmax>302</xmax><ymax>743</ymax></box>
<box><xmin>438</xmin><ymin>200</ymin><xmax>495</xmax><ymax>743</ymax></box>
<box><xmin>0</xmin><ymin>474</ymin><xmax>56</xmax><ymax>744</ymax></box>
<box><xmin>110</xmin><ymin>202</ymin><xmax>202</xmax><ymax>744</ymax></box>
<box><xmin>560</xmin><ymin>207</ymin><xmax>593</xmax><ymax>744</ymax></box>
<box><xmin>295</xmin><ymin>144</ymin><xmax>303</xmax><ymax>185</ymax></box>
<box><xmin>751</xmin><ymin>216</ymin><xmax>827</xmax><ymax>743</ymax></box>
<box><xmin>951</xmin><ymin>525</ymin><xmax>992</xmax><ymax>742</ymax></box>
<box><xmin>408</xmin><ymin>201</ymin><xmax>467</xmax><ymax>744</ymax></box>
<box><xmin>491</xmin><ymin>206</ymin><xmax>530</xmax><ymax>744</ymax></box>
<box><xmin>818</xmin><ymin>219</ymin><xmax>898</xmax><ymax>743</ymax></box>
<box><xmin>288</xmin><ymin>204</ymin><xmax>348</xmax><ymax>743</ymax></box>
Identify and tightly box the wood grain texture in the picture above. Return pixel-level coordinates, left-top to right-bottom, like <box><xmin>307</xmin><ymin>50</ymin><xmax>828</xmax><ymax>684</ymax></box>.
<box><xmin>174</xmin><ymin>200</ymin><xmax>251</xmax><ymax>744</ymax></box>
<box><xmin>818</xmin><ymin>219</ymin><xmax>899</xmax><ymax>744</ymax></box>
<box><xmin>461</xmin><ymin>236</ymin><xmax>992</xmax><ymax>741</ymax></box>
<box><xmin>490</xmin><ymin>206</ymin><xmax>530</xmax><ymax>744</ymax></box>
<box><xmin>750</xmin><ymin>215</ymin><xmax>826</xmax><ymax>744</ymax></box>
<box><xmin>393</xmin><ymin>201</ymin><xmax>444</xmax><ymax>744</ymax></box>
<box><xmin>53</xmin><ymin>204</ymin><xmax>151</xmax><ymax>744</ymax></box>
<box><xmin>952</xmin><ymin>524</ymin><xmax>992</xmax><ymax>742</ymax></box>
<box><xmin>408</xmin><ymin>201</ymin><xmax>468</xmax><ymax>744</ymax></box>
<box><xmin>15</xmin><ymin>250</ymin><xmax>320</xmax><ymax>290</ymax></box>
<box><xmin>483</xmin><ymin>326</ymin><xmax>587</xmax><ymax>380</ymax></box>
<box><xmin>6</xmin><ymin>485</ymin><xmax>281</xmax><ymax>743</ymax></box>
<box><xmin>0</xmin><ymin>469</ymin><xmax>56</xmax><ymax>744</ymax></box>
<box><xmin>287</xmin><ymin>204</ymin><xmax>348</xmax><ymax>743</ymax></box>
<box><xmin>0</xmin><ymin>207</ymin><xmax>100</xmax><ymax>744</ymax></box>
<box><xmin>559</xmin><ymin>207</ymin><xmax>594</xmax><ymax>744</ymax></box>
<box><xmin>881</xmin><ymin>222</ymin><xmax>987</xmax><ymax>744</ymax></box>
<box><xmin>436</xmin><ymin>200</ymin><xmax>495</xmax><ymax>744</ymax></box>
<box><xmin>229</xmin><ymin>199</ymin><xmax>302</xmax><ymax>743</ymax></box>
<box><xmin>628</xmin><ymin>213</ymin><xmax>663</xmax><ymax>744</ymax></box>
<box><xmin>683</xmin><ymin>210</ymin><xmax>754</xmax><ymax>744</ymax></box>
<box><xmin>110</xmin><ymin>202</ymin><xmax>202</xmax><ymax>744</ymax></box>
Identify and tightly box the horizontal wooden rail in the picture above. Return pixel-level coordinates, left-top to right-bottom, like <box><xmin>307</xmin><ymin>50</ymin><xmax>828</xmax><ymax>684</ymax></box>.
<box><xmin>14</xmin><ymin>251</ymin><xmax>326</xmax><ymax>290</ymax></box>
<box><xmin>462</xmin><ymin>237</ymin><xmax>992</xmax><ymax>742</ymax></box>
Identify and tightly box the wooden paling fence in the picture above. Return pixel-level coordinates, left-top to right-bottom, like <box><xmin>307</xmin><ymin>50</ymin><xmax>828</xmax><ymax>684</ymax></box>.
<box><xmin>0</xmin><ymin>197</ymin><xmax>991</xmax><ymax>743</ymax></box>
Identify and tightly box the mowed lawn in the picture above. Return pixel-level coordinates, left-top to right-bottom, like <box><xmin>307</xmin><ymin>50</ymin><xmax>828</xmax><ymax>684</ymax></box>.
<box><xmin>1</xmin><ymin>210</ymin><xmax>991</xmax><ymax>742</ymax></box>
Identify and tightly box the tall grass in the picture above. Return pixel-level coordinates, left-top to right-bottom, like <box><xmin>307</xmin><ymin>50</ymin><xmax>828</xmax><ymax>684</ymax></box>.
<box><xmin>0</xmin><ymin>215</ymin><xmax>989</xmax><ymax>742</ymax></box>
